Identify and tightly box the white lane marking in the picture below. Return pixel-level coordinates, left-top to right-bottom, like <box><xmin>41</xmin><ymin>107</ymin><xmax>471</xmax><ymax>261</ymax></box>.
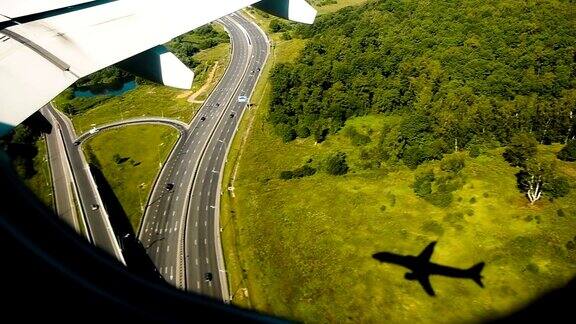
<box><xmin>176</xmin><ymin>196</ymin><xmax>179</xmax><ymax>201</ymax></box>
<box><xmin>205</xmin><ymin>205</ymin><xmax>208</xmax><ymax>211</ymax></box>
<box><xmin>194</xmin><ymin>239</ymin><xmax>197</xmax><ymax>246</ymax></box>
<box><xmin>156</xmin><ymin>246</ymin><xmax>159</xmax><ymax>253</ymax></box>
<box><xmin>189</xmin><ymin>159</ymin><xmax>192</xmax><ymax>163</ymax></box>
<box><xmin>176</xmin><ymin>171</ymin><xmax>179</xmax><ymax>176</ymax></box>
<box><xmin>167</xmin><ymin>245</ymin><xmax>170</xmax><ymax>252</ymax></box>
<box><xmin>159</xmin><ymin>229</ymin><xmax>163</xmax><ymax>234</ymax></box>
<box><xmin>193</xmin><ymin>149</ymin><xmax>196</xmax><ymax>154</ymax></box>
<box><xmin>204</xmin><ymin>220</ymin><xmax>207</xmax><ymax>227</ymax></box>
<box><xmin>172</xmin><ymin>211</ymin><xmax>176</xmax><ymax>216</ymax></box>
<box><xmin>195</xmin><ymin>258</ymin><xmax>199</xmax><ymax>266</ymax></box>
<box><xmin>204</xmin><ymin>238</ymin><xmax>207</xmax><ymax>245</ymax></box>
<box><xmin>163</xmin><ymin>210</ymin><xmax>167</xmax><ymax>216</ymax></box>
<box><xmin>197</xmin><ymin>206</ymin><xmax>200</xmax><ymax>211</ymax></box>
<box><xmin>170</xmin><ymin>266</ymin><xmax>174</xmax><ymax>281</ymax></box>
<box><xmin>181</xmin><ymin>160</ymin><xmax>184</xmax><ymax>164</ymax></box>
<box><xmin>195</xmin><ymin>221</ymin><xmax>198</xmax><ymax>227</ymax></box>
<box><xmin>197</xmin><ymin>281</ymin><xmax>200</xmax><ymax>289</ymax></box>
<box><xmin>205</xmin><ymin>257</ymin><xmax>209</xmax><ymax>264</ymax></box>
<box><xmin>180</xmin><ymin>183</ymin><xmax>183</xmax><ymax>188</ymax></box>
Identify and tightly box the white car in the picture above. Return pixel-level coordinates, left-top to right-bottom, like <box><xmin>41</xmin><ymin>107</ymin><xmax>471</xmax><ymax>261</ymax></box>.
<box><xmin>237</xmin><ymin>95</ymin><xmax>248</xmax><ymax>103</ymax></box>
<box><xmin>89</xmin><ymin>127</ymin><xmax>99</xmax><ymax>135</ymax></box>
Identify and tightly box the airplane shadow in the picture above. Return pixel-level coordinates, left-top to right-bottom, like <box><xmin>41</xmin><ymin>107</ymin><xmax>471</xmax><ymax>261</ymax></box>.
<box><xmin>372</xmin><ymin>241</ymin><xmax>485</xmax><ymax>296</ymax></box>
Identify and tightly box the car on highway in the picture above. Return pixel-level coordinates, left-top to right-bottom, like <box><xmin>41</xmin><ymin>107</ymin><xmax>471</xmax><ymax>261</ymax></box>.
<box><xmin>90</xmin><ymin>204</ymin><xmax>99</xmax><ymax>211</ymax></box>
<box><xmin>88</xmin><ymin>127</ymin><xmax>99</xmax><ymax>135</ymax></box>
<box><xmin>237</xmin><ymin>95</ymin><xmax>248</xmax><ymax>103</ymax></box>
<box><xmin>200</xmin><ymin>116</ymin><xmax>206</xmax><ymax>121</ymax></box>
<box><xmin>229</xmin><ymin>112</ymin><xmax>235</xmax><ymax>118</ymax></box>
<box><xmin>73</xmin><ymin>140</ymin><xmax>80</xmax><ymax>146</ymax></box>
<box><xmin>165</xmin><ymin>183</ymin><xmax>174</xmax><ymax>191</ymax></box>
<box><xmin>215</xmin><ymin>103</ymin><xmax>220</xmax><ymax>107</ymax></box>
<box><xmin>204</xmin><ymin>272</ymin><xmax>213</xmax><ymax>282</ymax></box>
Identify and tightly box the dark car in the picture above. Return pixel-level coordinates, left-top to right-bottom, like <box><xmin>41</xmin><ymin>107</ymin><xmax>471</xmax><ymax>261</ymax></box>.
<box><xmin>229</xmin><ymin>113</ymin><xmax>235</xmax><ymax>118</ymax></box>
<box><xmin>215</xmin><ymin>103</ymin><xmax>220</xmax><ymax>107</ymax></box>
<box><xmin>165</xmin><ymin>183</ymin><xmax>174</xmax><ymax>191</ymax></box>
<box><xmin>200</xmin><ymin>116</ymin><xmax>206</xmax><ymax>121</ymax></box>
<box><xmin>204</xmin><ymin>272</ymin><xmax>213</xmax><ymax>282</ymax></box>
<box><xmin>73</xmin><ymin>140</ymin><xmax>80</xmax><ymax>146</ymax></box>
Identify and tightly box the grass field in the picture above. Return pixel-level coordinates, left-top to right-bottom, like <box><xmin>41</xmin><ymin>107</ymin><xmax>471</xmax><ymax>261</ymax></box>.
<box><xmin>84</xmin><ymin>125</ymin><xmax>179</xmax><ymax>232</ymax></box>
<box><xmin>221</xmin><ymin>3</ymin><xmax>576</xmax><ymax>322</ymax></box>
<box><xmin>224</xmin><ymin>108</ymin><xmax>576</xmax><ymax>323</ymax></box>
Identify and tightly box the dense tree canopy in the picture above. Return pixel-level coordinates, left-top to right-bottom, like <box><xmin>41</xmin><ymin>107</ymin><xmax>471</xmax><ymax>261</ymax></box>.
<box><xmin>269</xmin><ymin>0</ymin><xmax>576</xmax><ymax>168</ymax></box>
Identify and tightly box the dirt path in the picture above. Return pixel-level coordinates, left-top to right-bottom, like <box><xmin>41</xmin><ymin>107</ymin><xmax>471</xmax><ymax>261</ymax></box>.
<box><xmin>186</xmin><ymin>61</ymin><xmax>219</xmax><ymax>103</ymax></box>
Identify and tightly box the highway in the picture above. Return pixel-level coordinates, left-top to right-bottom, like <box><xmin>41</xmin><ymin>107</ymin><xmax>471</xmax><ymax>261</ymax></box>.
<box><xmin>75</xmin><ymin>117</ymin><xmax>188</xmax><ymax>144</ymax></box>
<box><xmin>138</xmin><ymin>12</ymin><xmax>268</xmax><ymax>301</ymax></box>
<box><xmin>41</xmin><ymin>106</ymin><xmax>83</xmax><ymax>236</ymax></box>
<box><xmin>43</xmin><ymin>104</ymin><xmax>125</xmax><ymax>264</ymax></box>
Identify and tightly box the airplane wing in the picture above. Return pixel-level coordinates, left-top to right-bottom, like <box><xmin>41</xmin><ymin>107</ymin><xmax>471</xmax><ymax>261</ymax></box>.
<box><xmin>0</xmin><ymin>0</ymin><xmax>317</xmax><ymax>136</ymax></box>
<box><xmin>417</xmin><ymin>241</ymin><xmax>437</xmax><ymax>261</ymax></box>
<box><xmin>417</xmin><ymin>275</ymin><xmax>436</xmax><ymax>296</ymax></box>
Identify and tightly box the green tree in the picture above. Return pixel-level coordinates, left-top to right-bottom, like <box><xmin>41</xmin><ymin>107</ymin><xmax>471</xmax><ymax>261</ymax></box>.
<box><xmin>413</xmin><ymin>170</ymin><xmax>434</xmax><ymax>197</ymax></box>
<box><xmin>557</xmin><ymin>140</ymin><xmax>576</xmax><ymax>162</ymax></box>
<box><xmin>503</xmin><ymin>133</ymin><xmax>538</xmax><ymax>168</ymax></box>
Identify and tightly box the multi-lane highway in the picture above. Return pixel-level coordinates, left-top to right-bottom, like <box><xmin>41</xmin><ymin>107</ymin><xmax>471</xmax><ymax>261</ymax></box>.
<box><xmin>43</xmin><ymin>104</ymin><xmax>125</xmax><ymax>264</ymax></box>
<box><xmin>139</xmin><ymin>12</ymin><xmax>268</xmax><ymax>301</ymax></box>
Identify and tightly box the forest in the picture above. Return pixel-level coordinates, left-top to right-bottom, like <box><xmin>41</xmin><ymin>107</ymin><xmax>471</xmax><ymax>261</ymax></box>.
<box><xmin>270</xmin><ymin>0</ymin><xmax>575</xmax><ymax>151</ymax></box>
<box><xmin>268</xmin><ymin>0</ymin><xmax>576</xmax><ymax>201</ymax></box>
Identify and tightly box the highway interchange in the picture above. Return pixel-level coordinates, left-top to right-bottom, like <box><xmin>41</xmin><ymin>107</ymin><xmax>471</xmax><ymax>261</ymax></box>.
<box><xmin>43</xmin><ymin>12</ymin><xmax>268</xmax><ymax>302</ymax></box>
<box><xmin>139</xmin><ymin>13</ymin><xmax>268</xmax><ymax>300</ymax></box>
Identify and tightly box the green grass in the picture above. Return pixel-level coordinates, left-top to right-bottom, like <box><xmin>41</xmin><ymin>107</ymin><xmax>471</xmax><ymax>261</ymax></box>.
<box><xmin>224</xmin><ymin>108</ymin><xmax>576</xmax><ymax>322</ymax></box>
<box><xmin>24</xmin><ymin>137</ymin><xmax>54</xmax><ymax>210</ymax></box>
<box><xmin>84</xmin><ymin>125</ymin><xmax>179</xmax><ymax>232</ymax></box>
<box><xmin>316</xmin><ymin>0</ymin><xmax>370</xmax><ymax>14</ymax></box>
<box><xmin>220</xmin><ymin>12</ymin><xmax>576</xmax><ymax>322</ymax></box>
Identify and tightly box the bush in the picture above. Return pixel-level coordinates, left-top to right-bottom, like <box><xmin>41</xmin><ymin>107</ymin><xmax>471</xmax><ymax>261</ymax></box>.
<box><xmin>440</xmin><ymin>155</ymin><xmax>465</xmax><ymax>173</ymax></box>
<box><xmin>276</xmin><ymin>124</ymin><xmax>297</xmax><ymax>142</ymax></box>
<box><xmin>428</xmin><ymin>192</ymin><xmax>453</xmax><ymax>207</ymax></box>
<box><xmin>280</xmin><ymin>171</ymin><xmax>294</xmax><ymax>180</ymax></box>
<box><xmin>344</xmin><ymin>126</ymin><xmax>371</xmax><ymax>146</ymax></box>
<box><xmin>296</xmin><ymin>125</ymin><xmax>311</xmax><ymax>138</ymax></box>
<box><xmin>413</xmin><ymin>170</ymin><xmax>434</xmax><ymax>197</ymax></box>
<box><xmin>293</xmin><ymin>165</ymin><xmax>316</xmax><ymax>178</ymax></box>
<box><xmin>280</xmin><ymin>165</ymin><xmax>316</xmax><ymax>180</ymax></box>
<box><xmin>326</xmin><ymin>152</ymin><xmax>349</xmax><ymax>175</ymax></box>
<box><xmin>557</xmin><ymin>140</ymin><xmax>576</xmax><ymax>162</ymax></box>
<box><xmin>544</xmin><ymin>176</ymin><xmax>571</xmax><ymax>198</ymax></box>
<box><xmin>469</xmin><ymin>145</ymin><xmax>481</xmax><ymax>158</ymax></box>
